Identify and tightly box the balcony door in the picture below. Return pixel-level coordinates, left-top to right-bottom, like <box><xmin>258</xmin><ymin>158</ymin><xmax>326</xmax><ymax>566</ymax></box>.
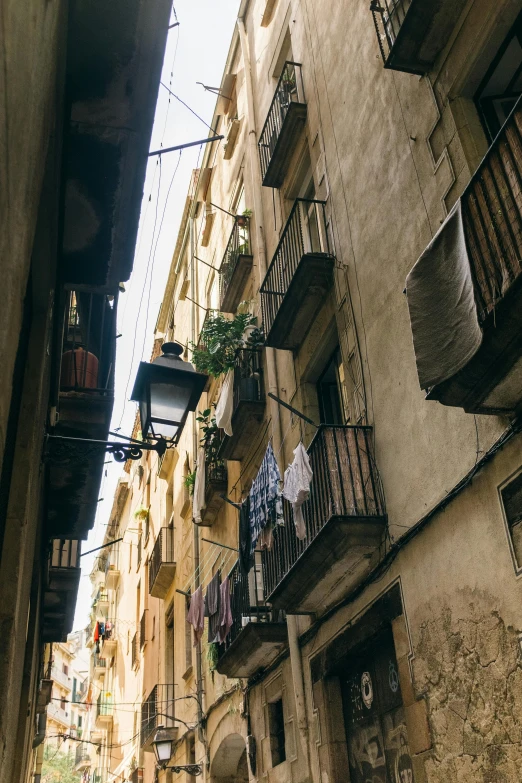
<box><xmin>317</xmin><ymin>348</ymin><xmax>348</xmax><ymax>425</ymax></box>
<box><xmin>340</xmin><ymin>629</ymin><xmax>415</xmax><ymax>783</ymax></box>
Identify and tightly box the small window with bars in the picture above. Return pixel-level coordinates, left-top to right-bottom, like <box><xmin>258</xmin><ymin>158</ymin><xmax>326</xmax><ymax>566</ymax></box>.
<box><xmin>501</xmin><ymin>470</ymin><xmax>522</xmax><ymax>572</ymax></box>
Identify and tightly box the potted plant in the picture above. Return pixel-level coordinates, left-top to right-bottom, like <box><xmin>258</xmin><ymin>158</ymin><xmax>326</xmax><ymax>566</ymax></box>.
<box><xmin>183</xmin><ymin>470</ymin><xmax>196</xmax><ymax>496</ymax></box>
<box><xmin>134</xmin><ymin>506</ymin><xmax>149</xmax><ymax>521</ymax></box>
<box><xmin>235</xmin><ymin>208</ymin><xmax>252</xmax><ymax>228</ymax></box>
<box><xmin>190</xmin><ymin>311</ymin><xmax>259</xmax><ymax>378</ymax></box>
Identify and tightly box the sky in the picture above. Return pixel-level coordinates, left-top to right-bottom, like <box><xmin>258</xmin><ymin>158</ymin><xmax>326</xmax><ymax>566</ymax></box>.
<box><xmin>73</xmin><ymin>0</ymin><xmax>242</xmax><ymax>630</ymax></box>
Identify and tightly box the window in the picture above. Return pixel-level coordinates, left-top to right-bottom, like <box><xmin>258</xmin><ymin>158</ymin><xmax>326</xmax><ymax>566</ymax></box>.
<box><xmin>317</xmin><ymin>348</ymin><xmax>347</xmax><ymax>425</ymax></box>
<box><xmin>340</xmin><ymin>629</ymin><xmax>414</xmax><ymax>783</ymax></box>
<box><xmin>78</xmin><ymin>715</ymin><xmax>82</xmax><ymax>728</ymax></box>
<box><xmin>268</xmin><ymin>697</ymin><xmax>286</xmax><ymax>767</ymax></box>
<box><xmin>60</xmin><ymin>697</ymin><xmax>66</xmax><ymax>711</ymax></box>
<box><xmin>62</xmin><ymin>664</ymin><xmax>68</xmax><ymax>675</ymax></box>
<box><xmin>475</xmin><ymin>12</ymin><xmax>522</xmax><ymax>140</ymax></box>
<box><xmin>501</xmin><ymin>471</ymin><xmax>522</xmax><ymax>570</ymax></box>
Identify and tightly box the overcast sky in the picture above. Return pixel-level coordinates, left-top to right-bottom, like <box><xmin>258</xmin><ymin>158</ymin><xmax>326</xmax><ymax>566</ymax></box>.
<box><xmin>73</xmin><ymin>0</ymin><xmax>241</xmax><ymax>630</ymax></box>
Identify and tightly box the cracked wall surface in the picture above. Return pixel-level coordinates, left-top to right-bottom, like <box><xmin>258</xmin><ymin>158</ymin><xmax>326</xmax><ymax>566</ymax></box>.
<box><xmin>413</xmin><ymin>592</ymin><xmax>522</xmax><ymax>782</ymax></box>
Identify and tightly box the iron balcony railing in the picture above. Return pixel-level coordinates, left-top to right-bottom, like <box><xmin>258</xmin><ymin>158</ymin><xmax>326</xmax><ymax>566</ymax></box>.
<box><xmin>96</xmin><ymin>694</ymin><xmax>113</xmax><ymax>719</ymax></box>
<box><xmin>205</xmin><ymin>455</ymin><xmax>227</xmax><ymax>487</ymax></box>
<box><xmin>259</xmin><ymin>62</ymin><xmax>305</xmax><ymax>182</ymax></box>
<box><xmin>140</xmin><ymin>609</ymin><xmax>147</xmax><ymax>649</ymax></box>
<box><xmin>93</xmin><ymin>654</ymin><xmax>107</xmax><ymax>670</ymax></box>
<box><xmin>95</xmin><ymin>588</ymin><xmax>109</xmax><ymax>604</ymax></box>
<box><xmin>51</xmin><ymin>539</ymin><xmax>81</xmax><ymax>569</ymax></box>
<box><xmin>132</xmin><ymin>632</ymin><xmax>139</xmax><ymax>669</ymax></box>
<box><xmin>137</xmin><ymin>534</ymin><xmax>142</xmax><ymax>568</ymax></box>
<box><xmin>370</xmin><ymin>0</ymin><xmax>412</xmax><ymax>66</ymax></box>
<box><xmin>75</xmin><ymin>742</ymin><xmax>90</xmax><ymax>766</ymax></box>
<box><xmin>262</xmin><ymin>425</ymin><xmax>385</xmax><ymax>600</ymax></box>
<box><xmin>141</xmin><ymin>684</ymin><xmax>175</xmax><ymax>748</ymax></box>
<box><xmin>260</xmin><ymin>198</ymin><xmax>332</xmax><ymax>338</ymax></box>
<box><xmin>219</xmin><ymin>218</ymin><xmax>252</xmax><ymax>309</ymax></box>
<box><xmin>218</xmin><ymin>559</ymin><xmax>283</xmax><ymax>658</ymax></box>
<box><xmin>60</xmin><ymin>289</ymin><xmax>117</xmax><ymax>395</ymax></box>
<box><xmin>232</xmin><ymin>349</ymin><xmax>264</xmax><ymax>413</ymax></box>
<box><xmin>461</xmin><ymin>95</ymin><xmax>522</xmax><ymax>324</ymax></box>
<box><xmin>149</xmin><ymin>527</ymin><xmax>175</xmax><ymax>594</ymax></box>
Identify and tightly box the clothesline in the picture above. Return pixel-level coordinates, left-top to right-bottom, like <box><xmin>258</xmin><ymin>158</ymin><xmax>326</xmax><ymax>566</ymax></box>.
<box><xmin>181</xmin><ymin>541</ymin><xmax>237</xmax><ymax>596</ymax></box>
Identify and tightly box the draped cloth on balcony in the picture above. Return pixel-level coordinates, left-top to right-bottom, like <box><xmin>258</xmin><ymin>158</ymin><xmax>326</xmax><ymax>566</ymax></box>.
<box><xmin>283</xmin><ymin>442</ymin><xmax>312</xmax><ymax>540</ymax></box>
<box><xmin>238</xmin><ymin>495</ymin><xmax>253</xmax><ymax>576</ymax></box>
<box><xmin>215</xmin><ymin>370</ymin><xmax>234</xmax><ymax>436</ymax></box>
<box><xmin>192</xmin><ymin>447</ymin><xmax>206</xmax><ymax>524</ymax></box>
<box><xmin>249</xmin><ymin>442</ymin><xmax>283</xmax><ymax>556</ymax></box>
<box><xmin>406</xmin><ymin>200</ymin><xmax>482</xmax><ymax>389</ymax></box>
<box><xmin>204</xmin><ymin>571</ymin><xmax>221</xmax><ymax>644</ymax></box>
<box><xmin>187</xmin><ymin>586</ymin><xmax>205</xmax><ymax>646</ymax></box>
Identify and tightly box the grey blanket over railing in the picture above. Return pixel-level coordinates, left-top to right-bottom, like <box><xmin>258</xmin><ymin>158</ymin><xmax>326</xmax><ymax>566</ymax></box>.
<box><xmin>406</xmin><ymin>200</ymin><xmax>483</xmax><ymax>390</ymax></box>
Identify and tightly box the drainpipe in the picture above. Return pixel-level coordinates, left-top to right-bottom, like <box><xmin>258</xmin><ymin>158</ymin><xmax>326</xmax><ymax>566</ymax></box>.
<box><xmin>237</xmin><ymin>14</ymin><xmax>311</xmax><ymax>780</ymax></box>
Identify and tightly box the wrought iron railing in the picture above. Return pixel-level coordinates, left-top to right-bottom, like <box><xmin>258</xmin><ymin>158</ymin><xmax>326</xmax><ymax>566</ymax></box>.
<box><xmin>370</xmin><ymin>0</ymin><xmax>413</xmax><ymax>66</ymax></box>
<box><xmin>258</xmin><ymin>62</ymin><xmax>305</xmax><ymax>182</ymax></box>
<box><xmin>140</xmin><ymin>609</ymin><xmax>147</xmax><ymax>649</ymax></box>
<box><xmin>75</xmin><ymin>742</ymin><xmax>90</xmax><ymax>766</ymax></box>
<box><xmin>93</xmin><ymin>654</ymin><xmax>107</xmax><ymax>670</ymax></box>
<box><xmin>260</xmin><ymin>199</ymin><xmax>332</xmax><ymax>337</ymax></box>
<box><xmin>137</xmin><ymin>534</ymin><xmax>142</xmax><ymax>568</ymax></box>
<box><xmin>232</xmin><ymin>349</ymin><xmax>264</xmax><ymax>413</ymax></box>
<box><xmin>219</xmin><ymin>218</ymin><xmax>252</xmax><ymax>309</ymax></box>
<box><xmin>50</xmin><ymin>539</ymin><xmax>81</xmax><ymax>569</ymax></box>
<box><xmin>96</xmin><ymin>694</ymin><xmax>113</xmax><ymax>719</ymax></box>
<box><xmin>149</xmin><ymin>527</ymin><xmax>175</xmax><ymax>594</ymax></box>
<box><xmin>218</xmin><ymin>559</ymin><xmax>283</xmax><ymax>658</ymax></box>
<box><xmin>60</xmin><ymin>289</ymin><xmax>117</xmax><ymax>394</ymax></box>
<box><xmin>141</xmin><ymin>684</ymin><xmax>175</xmax><ymax>748</ymax></box>
<box><xmin>262</xmin><ymin>425</ymin><xmax>385</xmax><ymax>599</ymax></box>
<box><xmin>461</xmin><ymin>95</ymin><xmax>522</xmax><ymax>323</ymax></box>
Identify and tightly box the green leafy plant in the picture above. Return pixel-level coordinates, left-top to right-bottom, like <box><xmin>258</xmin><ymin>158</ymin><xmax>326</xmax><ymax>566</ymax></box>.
<box><xmin>207</xmin><ymin>642</ymin><xmax>219</xmax><ymax>672</ymax></box>
<box><xmin>196</xmin><ymin>408</ymin><xmax>222</xmax><ymax>464</ymax></box>
<box><xmin>183</xmin><ymin>470</ymin><xmax>196</xmax><ymax>496</ymax></box>
<box><xmin>134</xmin><ymin>506</ymin><xmax>149</xmax><ymax>521</ymax></box>
<box><xmin>191</xmin><ymin>311</ymin><xmax>258</xmax><ymax>378</ymax></box>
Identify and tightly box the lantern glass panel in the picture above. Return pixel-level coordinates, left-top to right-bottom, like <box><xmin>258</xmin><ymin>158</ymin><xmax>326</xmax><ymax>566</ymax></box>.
<box><xmin>153</xmin><ymin>737</ymin><xmax>173</xmax><ymax>764</ymax></box>
<box><xmin>149</xmin><ymin>381</ymin><xmax>193</xmax><ymax>439</ymax></box>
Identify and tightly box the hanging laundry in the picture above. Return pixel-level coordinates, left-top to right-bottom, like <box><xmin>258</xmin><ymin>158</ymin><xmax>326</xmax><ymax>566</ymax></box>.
<box><xmin>204</xmin><ymin>571</ymin><xmax>221</xmax><ymax>644</ymax></box>
<box><xmin>218</xmin><ymin>576</ymin><xmax>233</xmax><ymax>643</ymax></box>
<box><xmin>283</xmin><ymin>441</ymin><xmax>313</xmax><ymax>540</ymax></box>
<box><xmin>238</xmin><ymin>495</ymin><xmax>253</xmax><ymax>575</ymax></box>
<box><xmin>93</xmin><ymin>622</ymin><xmax>100</xmax><ymax>642</ymax></box>
<box><xmin>215</xmin><ymin>370</ymin><xmax>234</xmax><ymax>436</ymax></box>
<box><xmin>187</xmin><ymin>586</ymin><xmax>205</xmax><ymax>646</ymax></box>
<box><xmin>193</xmin><ymin>446</ymin><xmax>206</xmax><ymax>523</ymax></box>
<box><xmin>249</xmin><ymin>442</ymin><xmax>284</xmax><ymax>555</ymax></box>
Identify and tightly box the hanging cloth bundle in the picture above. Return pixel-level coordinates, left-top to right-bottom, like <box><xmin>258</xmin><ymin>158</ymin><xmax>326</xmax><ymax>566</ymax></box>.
<box><xmin>215</xmin><ymin>370</ymin><xmax>234</xmax><ymax>436</ymax></box>
<box><xmin>193</xmin><ymin>446</ymin><xmax>206</xmax><ymax>523</ymax></box>
<box><xmin>248</xmin><ymin>442</ymin><xmax>284</xmax><ymax>556</ymax></box>
<box><xmin>283</xmin><ymin>441</ymin><xmax>313</xmax><ymax>540</ymax></box>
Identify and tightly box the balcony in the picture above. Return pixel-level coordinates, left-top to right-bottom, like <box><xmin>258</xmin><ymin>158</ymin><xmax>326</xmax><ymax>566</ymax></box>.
<box><xmin>370</xmin><ymin>0</ymin><xmax>468</xmax><ymax>75</ymax></box>
<box><xmin>141</xmin><ymin>685</ymin><xmax>178</xmax><ymax>751</ymax></box>
<box><xmin>260</xmin><ymin>199</ymin><xmax>335</xmax><ymax>350</ymax></box>
<box><xmin>262</xmin><ymin>426</ymin><xmax>386</xmax><ymax>613</ymax></box>
<box><xmin>95</xmin><ymin>695</ymin><xmax>114</xmax><ymax>728</ymax></box>
<box><xmin>217</xmin><ymin>561</ymin><xmax>287</xmax><ymax>678</ymax></box>
<box><xmin>74</xmin><ymin>742</ymin><xmax>91</xmax><ymax>771</ymax></box>
<box><xmin>46</xmin><ymin>290</ymin><xmax>117</xmax><ymax>540</ymax></box>
<box><xmin>200</xmin><ymin>455</ymin><xmax>228</xmax><ymax>526</ymax></box>
<box><xmin>411</xmin><ymin>98</ymin><xmax>522</xmax><ymax>414</ymax></box>
<box><xmin>47</xmin><ymin>702</ymin><xmax>70</xmax><ymax>727</ymax></box>
<box><xmin>149</xmin><ymin>528</ymin><xmax>176</xmax><ymax>599</ymax></box>
<box><xmin>51</xmin><ymin>666</ymin><xmax>72</xmax><ymax>691</ymax></box>
<box><xmin>93</xmin><ymin>655</ymin><xmax>107</xmax><ymax>678</ymax></box>
<box><xmin>259</xmin><ymin>62</ymin><xmax>307</xmax><ymax>188</ymax></box>
<box><xmin>101</xmin><ymin>620</ymin><xmax>117</xmax><ymax>657</ymax></box>
<box><xmin>219</xmin><ymin>218</ymin><xmax>253</xmax><ymax>314</ymax></box>
<box><xmin>43</xmin><ymin>539</ymin><xmax>81</xmax><ymax>643</ymax></box>
<box><xmin>105</xmin><ymin>563</ymin><xmax>120</xmax><ymax>591</ymax></box>
<box><xmin>218</xmin><ymin>350</ymin><xmax>265</xmax><ymax>461</ymax></box>
<box><xmin>95</xmin><ymin>587</ymin><xmax>109</xmax><ymax>614</ymax></box>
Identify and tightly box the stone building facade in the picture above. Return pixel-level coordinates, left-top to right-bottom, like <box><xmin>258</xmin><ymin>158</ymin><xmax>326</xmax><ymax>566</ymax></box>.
<box><xmin>92</xmin><ymin>1</ymin><xmax>522</xmax><ymax>782</ymax></box>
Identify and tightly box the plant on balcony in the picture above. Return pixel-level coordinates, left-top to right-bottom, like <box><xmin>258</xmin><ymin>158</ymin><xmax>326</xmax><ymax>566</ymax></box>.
<box><xmin>134</xmin><ymin>506</ymin><xmax>149</xmax><ymax>521</ymax></box>
<box><xmin>183</xmin><ymin>470</ymin><xmax>196</xmax><ymax>496</ymax></box>
<box><xmin>191</xmin><ymin>311</ymin><xmax>258</xmax><ymax>378</ymax></box>
<box><xmin>196</xmin><ymin>409</ymin><xmax>221</xmax><ymax>461</ymax></box>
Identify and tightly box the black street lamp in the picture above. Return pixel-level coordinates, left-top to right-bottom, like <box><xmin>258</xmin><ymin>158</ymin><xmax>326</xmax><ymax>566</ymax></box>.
<box><xmin>46</xmin><ymin>342</ymin><xmax>207</xmax><ymax>463</ymax></box>
<box><xmin>151</xmin><ymin>726</ymin><xmax>203</xmax><ymax>775</ymax></box>
<box><xmin>131</xmin><ymin>342</ymin><xmax>208</xmax><ymax>446</ymax></box>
